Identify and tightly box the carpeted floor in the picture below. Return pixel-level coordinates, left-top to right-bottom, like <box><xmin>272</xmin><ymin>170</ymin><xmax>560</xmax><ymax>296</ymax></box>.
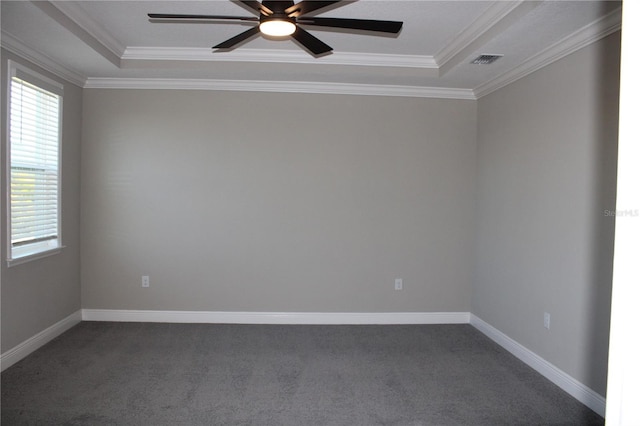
<box><xmin>2</xmin><ymin>322</ymin><xmax>603</xmax><ymax>425</ymax></box>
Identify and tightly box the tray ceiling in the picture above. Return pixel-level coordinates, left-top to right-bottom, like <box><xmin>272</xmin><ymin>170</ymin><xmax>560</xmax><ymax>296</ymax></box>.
<box><xmin>0</xmin><ymin>1</ymin><xmax>622</xmax><ymax>98</ymax></box>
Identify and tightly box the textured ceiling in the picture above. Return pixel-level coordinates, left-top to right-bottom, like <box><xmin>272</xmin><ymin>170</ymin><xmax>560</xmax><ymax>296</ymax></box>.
<box><xmin>0</xmin><ymin>1</ymin><xmax>622</xmax><ymax>98</ymax></box>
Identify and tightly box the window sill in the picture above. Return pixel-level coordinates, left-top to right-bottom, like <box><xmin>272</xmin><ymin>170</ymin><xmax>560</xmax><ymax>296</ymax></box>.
<box><xmin>7</xmin><ymin>246</ymin><xmax>66</xmax><ymax>268</ymax></box>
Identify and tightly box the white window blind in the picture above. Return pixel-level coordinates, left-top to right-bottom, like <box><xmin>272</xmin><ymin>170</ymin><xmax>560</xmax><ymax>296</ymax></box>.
<box><xmin>8</xmin><ymin>64</ymin><xmax>63</xmax><ymax>262</ymax></box>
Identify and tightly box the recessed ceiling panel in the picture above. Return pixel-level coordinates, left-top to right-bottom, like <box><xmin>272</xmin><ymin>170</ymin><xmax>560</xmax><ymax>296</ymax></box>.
<box><xmin>0</xmin><ymin>0</ymin><xmax>622</xmax><ymax>95</ymax></box>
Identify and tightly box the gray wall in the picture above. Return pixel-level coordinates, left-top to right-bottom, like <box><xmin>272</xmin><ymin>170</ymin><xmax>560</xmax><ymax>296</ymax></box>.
<box><xmin>0</xmin><ymin>49</ymin><xmax>82</xmax><ymax>352</ymax></box>
<box><xmin>81</xmin><ymin>91</ymin><xmax>477</xmax><ymax>312</ymax></box>
<box><xmin>472</xmin><ymin>33</ymin><xmax>620</xmax><ymax>396</ymax></box>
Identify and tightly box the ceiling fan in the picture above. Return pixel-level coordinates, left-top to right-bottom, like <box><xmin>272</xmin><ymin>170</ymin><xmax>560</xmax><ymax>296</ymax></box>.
<box><xmin>148</xmin><ymin>0</ymin><xmax>403</xmax><ymax>56</ymax></box>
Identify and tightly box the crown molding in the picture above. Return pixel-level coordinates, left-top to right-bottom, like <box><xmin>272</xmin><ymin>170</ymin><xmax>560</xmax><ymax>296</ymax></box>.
<box><xmin>30</xmin><ymin>0</ymin><xmax>121</xmax><ymax>67</ymax></box>
<box><xmin>122</xmin><ymin>47</ymin><xmax>438</xmax><ymax>71</ymax></box>
<box><xmin>474</xmin><ymin>6</ymin><xmax>622</xmax><ymax>99</ymax></box>
<box><xmin>0</xmin><ymin>30</ymin><xmax>86</xmax><ymax>87</ymax></box>
<box><xmin>435</xmin><ymin>1</ymin><xmax>539</xmax><ymax>75</ymax></box>
<box><xmin>84</xmin><ymin>77</ymin><xmax>476</xmax><ymax>100</ymax></box>
<box><xmin>49</xmin><ymin>0</ymin><xmax>126</xmax><ymax>57</ymax></box>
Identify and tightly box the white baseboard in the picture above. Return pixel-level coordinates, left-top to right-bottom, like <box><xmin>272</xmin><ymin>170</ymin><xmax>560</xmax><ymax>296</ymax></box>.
<box><xmin>470</xmin><ymin>314</ymin><xmax>606</xmax><ymax>417</ymax></box>
<box><xmin>1</xmin><ymin>310</ymin><xmax>82</xmax><ymax>372</ymax></box>
<box><xmin>81</xmin><ymin>309</ymin><xmax>470</xmax><ymax>325</ymax></box>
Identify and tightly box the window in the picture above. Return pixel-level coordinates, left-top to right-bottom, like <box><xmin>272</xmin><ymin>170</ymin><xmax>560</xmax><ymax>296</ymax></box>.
<box><xmin>7</xmin><ymin>61</ymin><xmax>63</xmax><ymax>265</ymax></box>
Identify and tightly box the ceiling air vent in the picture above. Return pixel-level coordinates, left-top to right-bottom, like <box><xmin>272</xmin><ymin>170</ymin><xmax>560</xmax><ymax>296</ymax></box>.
<box><xmin>471</xmin><ymin>54</ymin><xmax>503</xmax><ymax>65</ymax></box>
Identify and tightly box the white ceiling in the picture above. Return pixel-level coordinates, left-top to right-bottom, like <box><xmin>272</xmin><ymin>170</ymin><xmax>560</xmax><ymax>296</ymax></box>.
<box><xmin>0</xmin><ymin>1</ymin><xmax>622</xmax><ymax>98</ymax></box>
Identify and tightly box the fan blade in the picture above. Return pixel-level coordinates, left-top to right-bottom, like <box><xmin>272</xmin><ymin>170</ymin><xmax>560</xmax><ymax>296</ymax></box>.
<box><xmin>238</xmin><ymin>0</ymin><xmax>273</xmax><ymax>16</ymax></box>
<box><xmin>284</xmin><ymin>1</ymin><xmax>341</xmax><ymax>17</ymax></box>
<box><xmin>299</xmin><ymin>17</ymin><xmax>402</xmax><ymax>33</ymax></box>
<box><xmin>148</xmin><ymin>13</ymin><xmax>258</xmax><ymax>22</ymax></box>
<box><xmin>214</xmin><ymin>26</ymin><xmax>261</xmax><ymax>49</ymax></box>
<box><xmin>291</xmin><ymin>27</ymin><xmax>332</xmax><ymax>55</ymax></box>
<box><xmin>264</xmin><ymin>1</ymin><xmax>294</xmax><ymax>13</ymax></box>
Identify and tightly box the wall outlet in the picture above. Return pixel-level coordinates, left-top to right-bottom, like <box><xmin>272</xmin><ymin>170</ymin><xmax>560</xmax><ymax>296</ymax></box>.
<box><xmin>544</xmin><ymin>312</ymin><xmax>551</xmax><ymax>329</ymax></box>
<box><xmin>142</xmin><ymin>275</ymin><xmax>150</xmax><ymax>288</ymax></box>
<box><xmin>394</xmin><ymin>278</ymin><xmax>403</xmax><ymax>291</ymax></box>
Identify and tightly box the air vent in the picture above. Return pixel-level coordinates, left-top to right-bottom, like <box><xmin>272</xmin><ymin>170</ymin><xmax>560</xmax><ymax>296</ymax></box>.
<box><xmin>471</xmin><ymin>54</ymin><xmax>503</xmax><ymax>65</ymax></box>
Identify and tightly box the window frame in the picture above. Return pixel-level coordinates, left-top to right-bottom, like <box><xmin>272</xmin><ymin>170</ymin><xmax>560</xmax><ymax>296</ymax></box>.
<box><xmin>6</xmin><ymin>60</ymin><xmax>65</xmax><ymax>267</ymax></box>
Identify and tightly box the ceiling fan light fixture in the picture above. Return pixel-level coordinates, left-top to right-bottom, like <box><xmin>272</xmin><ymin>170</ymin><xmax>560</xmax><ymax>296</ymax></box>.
<box><xmin>259</xmin><ymin>19</ymin><xmax>296</xmax><ymax>37</ymax></box>
<box><xmin>149</xmin><ymin>1</ymin><xmax>404</xmax><ymax>55</ymax></box>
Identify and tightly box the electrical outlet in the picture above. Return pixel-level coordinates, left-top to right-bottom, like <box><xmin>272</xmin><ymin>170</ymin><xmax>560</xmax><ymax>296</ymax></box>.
<box><xmin>142</xmin><ymin>275</ymin><xmax>150</xmax><ymax>288</ymax></box>
<box><xmin>544</xmin><ymin>312</ymin><xmax>551</xmax><ymax>329</ymax></box>
<box><xmin>394</xmin><ymin>278</ymin><xmax>403</xmax><ymax>291</ymax></box>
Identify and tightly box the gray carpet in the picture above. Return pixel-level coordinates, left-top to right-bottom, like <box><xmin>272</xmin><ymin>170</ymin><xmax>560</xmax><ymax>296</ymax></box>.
<box><xmin>2</xmin><ymin>322</ymin><xmax>603</xmax><ymax>425</ymax></box>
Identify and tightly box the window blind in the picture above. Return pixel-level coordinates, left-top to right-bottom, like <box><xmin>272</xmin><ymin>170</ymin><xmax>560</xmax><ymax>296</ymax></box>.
<box><xmin>9</xmin><ymin>76</ymin><xmax>61</xmax><ymax>255</ymax></box>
